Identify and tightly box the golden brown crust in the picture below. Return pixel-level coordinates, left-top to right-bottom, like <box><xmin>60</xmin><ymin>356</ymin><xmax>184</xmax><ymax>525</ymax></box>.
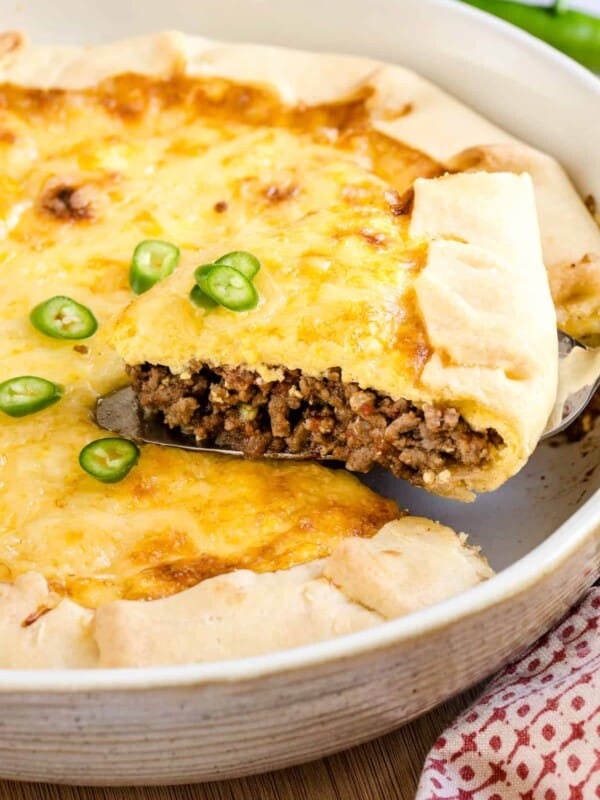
<box><xmin>323</xmin><ymin>518</ymin><xmax>493</xmax><ymax>619</ymax></box>
<box><xmin>93</xmin><ymin>518</ymin><xmax>492</xmax><ymax>668</ymax></box>
<box><xmin>448</xmin><ymin>144</ymin><xmax>600</xmax><ymax>343</ymax></box>
<box><xmin>410</xmin><ymin>172</ymin><xmax>557</xmax><ymax>496</ymax></box>
<box><xmin>0</xmin><ymin>519</ymin><xmax>492</xmax><ymax>669</ymax></box>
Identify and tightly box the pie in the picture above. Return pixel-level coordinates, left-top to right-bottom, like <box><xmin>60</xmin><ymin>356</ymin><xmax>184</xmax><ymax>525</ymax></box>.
<box><xmin>0</xmin><ymin>31</ymin><xmax>596</xmax><ymax>669</ymax></box>
<box><xmin>114</xmin><ymin>172</ymin><xmax>557</xmax><ymax>499</ymax></box>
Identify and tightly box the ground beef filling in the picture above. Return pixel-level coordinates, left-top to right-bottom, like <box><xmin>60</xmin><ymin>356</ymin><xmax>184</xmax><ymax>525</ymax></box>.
<box><xmin>129</xmin><ymin>363</ymin><xmax>503</xmax><ymax>483</ymax></box>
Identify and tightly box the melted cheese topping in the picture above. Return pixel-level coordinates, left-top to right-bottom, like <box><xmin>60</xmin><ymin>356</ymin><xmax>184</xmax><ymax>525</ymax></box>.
<box><xmin>0</xmin><ymin>76</ymin><xmax>440</xmax><ymax>606</ymax></box>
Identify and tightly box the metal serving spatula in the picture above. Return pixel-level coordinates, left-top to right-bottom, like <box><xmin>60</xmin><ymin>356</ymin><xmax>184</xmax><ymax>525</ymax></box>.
<box><xmin>95</xmin><ymin>330</ymin><xmax>600</xmax><ymax>456</ymax></box>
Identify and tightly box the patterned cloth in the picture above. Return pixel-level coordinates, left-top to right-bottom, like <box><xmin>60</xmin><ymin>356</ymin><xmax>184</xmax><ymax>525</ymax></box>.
<box><xmin>416</xmin><ymin>588</ymin><xmax>600</xmax><ymax>800</ymax></box>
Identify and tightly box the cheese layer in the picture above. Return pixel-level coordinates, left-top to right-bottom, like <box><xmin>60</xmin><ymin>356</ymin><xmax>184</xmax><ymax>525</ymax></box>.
<box><xmin>0</xmin><ymin>76</ymin><xmax>428</xmax><ymax>606</ymax></box>
<box><xmin>114</xmin><ymin>203</ymin><xmax>432</xmax><ymax>388</ymax></box>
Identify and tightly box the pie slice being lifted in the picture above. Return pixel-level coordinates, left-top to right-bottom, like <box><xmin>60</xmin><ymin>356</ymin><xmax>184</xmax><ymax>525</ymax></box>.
<box><xmin>113</xmin><ymin>169</ymin><xmax>558</xmax><ymax>500</ymax></box>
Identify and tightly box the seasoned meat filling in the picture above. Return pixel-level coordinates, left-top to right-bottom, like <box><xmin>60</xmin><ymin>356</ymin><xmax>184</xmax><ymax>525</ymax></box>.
<box><xmin>129</xmin><ymin>363</ymin><xmax>503</xmax><ymax>484</ymax></box>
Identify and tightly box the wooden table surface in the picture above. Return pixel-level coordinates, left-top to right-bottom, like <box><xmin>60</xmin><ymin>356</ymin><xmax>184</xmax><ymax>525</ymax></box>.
<box><xmin>0</xmin><ymin>686</ymin><xmax>479</xmax><ymax>800</ymax></box>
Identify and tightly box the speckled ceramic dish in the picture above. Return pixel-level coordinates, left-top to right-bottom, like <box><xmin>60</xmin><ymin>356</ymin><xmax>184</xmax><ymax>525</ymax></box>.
<box><xmin>0</xmin><ymin>0</ymin><xmax>598</xmax><ymax>785</ymax></box>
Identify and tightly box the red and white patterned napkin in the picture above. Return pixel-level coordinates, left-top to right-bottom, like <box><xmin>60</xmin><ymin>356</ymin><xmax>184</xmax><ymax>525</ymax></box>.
<box><xmin>416</xmin><ymin>587</ymin><xmax>600</xmax><ymax>800</ymax></box>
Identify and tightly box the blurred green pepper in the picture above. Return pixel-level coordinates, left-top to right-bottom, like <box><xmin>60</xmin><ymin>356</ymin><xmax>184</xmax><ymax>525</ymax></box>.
<box><xmin>459</xmin><ymin>0</ymin><xmax>600</xmax><ymax>71</ymax></box>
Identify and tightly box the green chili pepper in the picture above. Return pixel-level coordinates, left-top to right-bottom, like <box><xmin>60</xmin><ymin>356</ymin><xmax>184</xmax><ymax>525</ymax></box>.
<box><xmin>191</xmin><ymin>251</ymin><xmax>261</xmax><ymax>311</ymax></box>
<box><xmin>194</xmin><ymin>264</ymin><xmax>218</xmax><ymax>284</ymax></box>
<box><xmin>459</xmin><ymin>0</ymin><xmax>600</xmax><ymax>71</ymax></box>
<box><xmin>79</xmin><ymin>437</ymin><xmax>140</xmax><ymax>483</ymax></box>
<box><xmin>196</xmin><ymin>264</ymin><xmax>259</xmax><ymax>311</ymax></box>
<box><xmin>189</xmin><ymin>283</ymin><xmax>218</xmax><ymax>309</ymax></box>
<box><xmin>0</xmin><ymin>376</ymin><xmax>63</xmax><ymax>417</ymax></box>
<box><xmin>129</xmin><ymin>240</ymin><xmax>180</xmax><ymax>295</ymax></box>
<box><xmin>215</xmin><ymin>251</ymin><xmax>261</xmax><ymax>280</ymax></box>
<box><xmin>190</xmin><ymin>265</ymin><xmax>219</xmax><ymax>309</ymax></box>
<box><xmin>30</xmin><ymin>295</ymin><xmax>98</xmax><ymax>340</ymax></box>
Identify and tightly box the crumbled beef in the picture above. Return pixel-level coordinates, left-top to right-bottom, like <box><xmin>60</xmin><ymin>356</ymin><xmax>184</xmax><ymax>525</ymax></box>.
<box><xmin>129</xmin><ymin>363</ymin><xmax>503</xmax><ymax>485</ymax></box>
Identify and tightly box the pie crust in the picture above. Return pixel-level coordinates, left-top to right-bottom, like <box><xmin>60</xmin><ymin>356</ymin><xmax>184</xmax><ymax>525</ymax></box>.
<box><xmin>0</xmin><ymin>519</ymin><xmax>492</xmax><ymax>669</ymax></box>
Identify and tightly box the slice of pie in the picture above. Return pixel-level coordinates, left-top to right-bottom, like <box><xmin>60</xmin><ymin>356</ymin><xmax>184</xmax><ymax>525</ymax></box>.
<box><xmin>113</xmin><ymin>169</ymin><xmax>558</xmax><ymax>500</ymax></box>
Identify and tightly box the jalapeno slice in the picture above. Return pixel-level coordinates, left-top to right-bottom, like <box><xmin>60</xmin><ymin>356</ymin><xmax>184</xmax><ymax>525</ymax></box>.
<box><xmin>214</xmin><ymin>251</ymin><xmax>261</xmax><ymax>280</ymax></box>
<box><xmin>130</xmin><ymin>240</ymin><xmax>180</xmax><ymax>295</ymax></box>
<box><xmin>189</xmin><ymin>283</ymin><xmax>217</xmax><ymax>309</ymax></box>
<box><xmin>194</xmin><ymin>264</ymin><xmax>218</xmax><ymax>285</ymax></box>
<box><xmin>196</xmin><ymin>265</ymin><xmax>259</xmax><ymax>311</ymax></box>
<box><xmin>79</xmin><ymin>437</ymin><xmax>140</xmax><ymax>483</ymax></box>
<box><xmin>30</xmin><ymin>295</ymin><xmax>98</xmax><ymax>340</ymax></box>
<box><xmin>0</xmin><ymin>376</ymin><xmax>63</xmax><ymax>417</ymax></box>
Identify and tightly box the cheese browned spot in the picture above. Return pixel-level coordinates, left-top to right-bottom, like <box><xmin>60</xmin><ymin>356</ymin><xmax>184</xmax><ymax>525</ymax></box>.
<box><xmin>263</xmin><ymin>183</ymin><xmax>300</xmax><ymax>202</ymax></box>
<box><xmin>39</xmin><ymin>180</ymin><xmax>96</xmax><ymax>221</ymax></box>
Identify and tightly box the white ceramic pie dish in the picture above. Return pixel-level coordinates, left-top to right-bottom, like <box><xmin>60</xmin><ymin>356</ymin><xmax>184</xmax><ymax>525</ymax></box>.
<box><xmin>0</xmin><ymin>0</ymin><xmax>598</xmax><ymax>785</ymax></box>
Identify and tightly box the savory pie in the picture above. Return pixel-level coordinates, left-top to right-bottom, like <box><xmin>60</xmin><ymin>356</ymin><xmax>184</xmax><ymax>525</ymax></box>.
<box><xmin>114</xmin><ymin>172</ymin><xmax>557</xmax><ymax>499</ymax></box>
<box><xmin>0</xmin><ymin>30</ymin><xmax>596</xmax><ymax>668</ymax></box>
